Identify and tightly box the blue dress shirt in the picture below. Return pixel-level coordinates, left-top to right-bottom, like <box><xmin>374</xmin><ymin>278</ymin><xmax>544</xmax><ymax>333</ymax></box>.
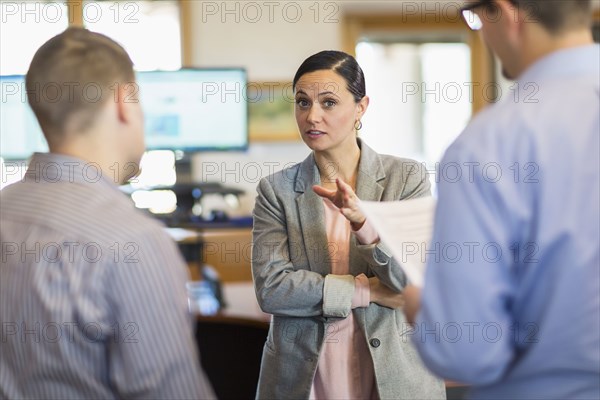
<box><xmin>414</xmin><ymin>45</ymin><xmax>600</xmax><ymax>399</ymax></box>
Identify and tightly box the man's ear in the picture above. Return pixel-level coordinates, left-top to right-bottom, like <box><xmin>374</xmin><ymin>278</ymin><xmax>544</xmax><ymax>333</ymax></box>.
<box><xmin>115</xmin><ymin>82</ymin><xmax>137</xmax><ymax>124</ymax></box>
<box><xmin>497</xmin><ymin>0</ymin><xmax>523</xmax><ymax>39</ymax></box>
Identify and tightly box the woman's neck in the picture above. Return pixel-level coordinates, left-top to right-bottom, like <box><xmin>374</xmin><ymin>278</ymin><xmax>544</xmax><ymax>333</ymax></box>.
<box><xmin>314</xmin><ymin>139</ymin><xmax>361</xmax><ymax>187</ymax></box>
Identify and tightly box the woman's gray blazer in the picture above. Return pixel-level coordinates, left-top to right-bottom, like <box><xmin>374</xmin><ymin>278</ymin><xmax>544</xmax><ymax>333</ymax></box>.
<box><xmin>252</xmin><ymin>139</ymin><xmax>446</xmax><ymax>400</ymax></box>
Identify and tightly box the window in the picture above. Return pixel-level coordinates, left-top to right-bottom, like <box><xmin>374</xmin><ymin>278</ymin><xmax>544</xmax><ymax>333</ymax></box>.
<box><xmin>0</xmin><ymin>1</ymin><xmax>69</xmax><ymax>75</ymax></box>
<box><xmin>342</xmin><ymin>12</ymin><xmax>495</xmax><ymax>177</ymax></box>
<box><xmin>356</xmin><ymin>40</ymin><xmax>472</xmax><ymax>164</ymax></box>
<box><xmin>83</xmin><ymin>0</ymin><xmax>182</xmax><ymax>71</ymax></box>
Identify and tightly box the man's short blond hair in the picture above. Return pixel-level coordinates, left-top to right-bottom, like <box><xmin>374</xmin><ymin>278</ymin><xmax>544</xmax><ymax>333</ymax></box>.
<box><xmin>26</xmin><ymin>27</ymin><xmax>135</xmax><ymax>142</ymax></box>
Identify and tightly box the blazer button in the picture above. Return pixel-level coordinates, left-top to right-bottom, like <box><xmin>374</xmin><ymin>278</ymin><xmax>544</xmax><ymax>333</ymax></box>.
<box><xmin>370</xmin><ymin>338</ymin><xmax>381</xmax><ymax>348</ymax></box>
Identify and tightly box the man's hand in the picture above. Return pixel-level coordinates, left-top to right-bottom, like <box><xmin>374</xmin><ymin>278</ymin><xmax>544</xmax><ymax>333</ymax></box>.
<box><xmin>313</xmin><ymin>178</ymin><xmax>366</xmax><ymax>230</ymax></box>
<box><xmin>403</xmin><ymin>285</ymin><xmax>422</xmax><ymax>325</ymax></box>
<box><xmin>369</xmin><ymin>277</ymin><xmax>405</xmax><ymax>309</ymax></box>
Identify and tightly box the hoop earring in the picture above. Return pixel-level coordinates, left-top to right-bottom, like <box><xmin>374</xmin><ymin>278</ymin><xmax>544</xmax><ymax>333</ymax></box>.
<box><xmin>354</xmin><ymin>120</ymin><xmax>363</xmax><ymax>131</ymax></box>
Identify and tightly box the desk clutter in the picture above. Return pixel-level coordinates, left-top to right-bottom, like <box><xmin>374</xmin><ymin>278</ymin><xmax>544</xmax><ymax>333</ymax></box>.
<box><xmin>126</xmin><ymin>181</ymin><xmax>253</xmax><ymax>227</ymax></box>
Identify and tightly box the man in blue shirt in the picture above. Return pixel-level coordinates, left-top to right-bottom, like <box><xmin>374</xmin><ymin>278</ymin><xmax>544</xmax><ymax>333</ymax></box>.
<box><xmin>404</xmin><ymin>1</ymin><xmax>599</xmax><ymax>399</ymax></box>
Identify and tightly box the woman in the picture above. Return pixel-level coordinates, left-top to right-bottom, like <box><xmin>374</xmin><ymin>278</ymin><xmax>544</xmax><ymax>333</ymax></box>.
<box><xmin>252</xmin><ymin>50</ymin><xmax>445</xmax><ymax>400</ymax></box>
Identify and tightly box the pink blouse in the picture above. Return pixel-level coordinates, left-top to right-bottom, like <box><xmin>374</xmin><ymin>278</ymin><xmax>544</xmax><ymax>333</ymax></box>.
<box><xmin>309</xmin><ymin>198</ymin><xmax>380</xmax><ymax>400</ymax></box>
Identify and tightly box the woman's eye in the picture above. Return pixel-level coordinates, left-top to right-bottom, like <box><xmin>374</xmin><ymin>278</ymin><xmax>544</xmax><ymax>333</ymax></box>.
<box><xmin>323</xmin><ymin>100</ymin><xmax>336</xmax><ymax>108</ymax></box>
<box><xmin>296</xmin><ymin>99</ymin><xmax>309</xmax><ymax>108</ymax></box>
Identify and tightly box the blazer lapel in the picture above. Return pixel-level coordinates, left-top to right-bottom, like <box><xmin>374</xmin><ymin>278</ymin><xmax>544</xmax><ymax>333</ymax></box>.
<box><xmin>295</xmin><ymin>153</ymin><xmax>332</xmax><ymax>276</ymax></box>
<box><xmin>350</xmin><ymin>139</ymin><xmax>386</xmax><ymax>277</ymax></box>
<box><xmin>354</xmin><ymin>139</ymin><xmax>386</xmax><ymax>201</ymax></box>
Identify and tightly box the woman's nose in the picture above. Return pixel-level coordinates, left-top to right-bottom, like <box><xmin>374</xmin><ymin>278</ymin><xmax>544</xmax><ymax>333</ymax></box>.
<box><xmin>306</xmin><ymin>104</ymin><xmax>322</xmax><ymax>123</ymax></box>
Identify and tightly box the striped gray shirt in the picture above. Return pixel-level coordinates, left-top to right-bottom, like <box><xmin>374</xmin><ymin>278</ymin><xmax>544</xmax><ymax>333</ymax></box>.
<box><xmin>0</xmin><ymin>153</ymin><xmax>215</xmax><ymax>399</ymax></box>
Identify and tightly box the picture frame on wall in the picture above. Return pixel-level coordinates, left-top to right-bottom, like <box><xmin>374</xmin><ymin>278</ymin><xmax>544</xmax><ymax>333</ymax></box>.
<box><xmin>247</xmin><ymin>81</ymin><xmax>299</xmax><ymax>142</ymax></box>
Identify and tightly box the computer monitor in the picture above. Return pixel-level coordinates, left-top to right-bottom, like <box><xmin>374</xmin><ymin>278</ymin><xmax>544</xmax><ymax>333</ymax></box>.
<box><xmin>0</xmin><ymin>75</ymin><xmax>48</xmax><ymax>160</ymax></box>
<box><xmin>0</xmin><ymin>68</ymin><xmax>248</xmax><ymax>160</ymax></box>
<box><xmin>137</xmin><ymin>68</ymin><xmax>248</xmax><ymax>152</ymax></box>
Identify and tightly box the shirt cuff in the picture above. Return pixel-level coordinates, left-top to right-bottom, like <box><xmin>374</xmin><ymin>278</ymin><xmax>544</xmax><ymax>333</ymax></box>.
<box><xmin>353</xmin><ymin>218</ymin><xmax>380</xmax><ymax>245</ymax></box>
<box><xmin>351</xmin><ymin>273</ymin><xmax>370</xmax><ymax>309</ymax></box>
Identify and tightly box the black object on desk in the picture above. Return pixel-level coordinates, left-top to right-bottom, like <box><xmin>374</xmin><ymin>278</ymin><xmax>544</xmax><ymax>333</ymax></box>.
<box><xmin>150</xmin><ymin>182</ymin><xmax>246</xmax><ymax>226</ymax></box>
<box><xmin>154</xmin><ymin>182</ymin><xmax>244</xmax><ymax>197</ymax></box>
<box><xmin>157</xmin><ymin>182</ymin><xmax>243</xmax><ymax>209</ymax></box>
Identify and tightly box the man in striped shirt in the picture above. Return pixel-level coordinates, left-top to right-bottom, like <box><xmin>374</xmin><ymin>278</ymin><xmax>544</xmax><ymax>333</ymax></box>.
<box><xmin>0</xmin><ymin>28</ymin><xmax>215</xmax><ymax>399</ymax></box>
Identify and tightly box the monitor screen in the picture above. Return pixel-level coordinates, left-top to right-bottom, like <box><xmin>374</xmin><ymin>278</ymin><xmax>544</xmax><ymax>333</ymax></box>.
<box><xmin>0</xmin><ymin>75</ymin><xmax>48</xmax><ymax>160</ymax></box>
<box><xmin>137</xmin><ymin>68</ymin><xmax>248</xmax><ymax>152</ymax></box>
<box><xmin>0</xmin><ymin>68</ymin><xmax>248</xmax><ymax>160</ymax></box>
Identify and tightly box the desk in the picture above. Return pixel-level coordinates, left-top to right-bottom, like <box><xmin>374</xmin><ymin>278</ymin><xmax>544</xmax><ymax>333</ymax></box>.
<box><xmin>192</xmin><ymin>281</ymin><xmax>269</xmax><ymax>400</ymax></box>
<box><xmin>168</xmin><ymin>226</ymin><xmax>253</xmax><ymax>282</ymax></box>
<box><xmin>196</xmin><ymin>228</ymin><xmax>253</xmax><ymax>282</ymax></box>
<box><xmin>195</xmin><ymin>311</ymin><xmax>268</xmax><ymax>400</ymax></box>
<box><xmin>220</xmin><ymin>282</ymin><xmax>270</xmax><ymax>322</ymax></box>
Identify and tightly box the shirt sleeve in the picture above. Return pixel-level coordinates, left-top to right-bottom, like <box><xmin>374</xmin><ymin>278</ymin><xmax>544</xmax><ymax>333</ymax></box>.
<box><xmin>351</xmin><ymin>273</ymin><xmax>370</xmax><ymax>308</ymax></box>
<box><xmin>353</xmin><ymin>218</ymin><xmax>380</xmax><ymax>245</ymax></box>
<box><xmin>413</xmin><ymin>139</ymin><xmax>526</xmax><ymax>385</ymax></box>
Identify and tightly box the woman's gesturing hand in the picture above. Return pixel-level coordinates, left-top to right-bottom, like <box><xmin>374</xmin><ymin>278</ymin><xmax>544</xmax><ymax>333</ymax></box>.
<box><xmin>313</xmin><ymin>178</ymin><xmax>366</xmax><ymax>230</ymax></box>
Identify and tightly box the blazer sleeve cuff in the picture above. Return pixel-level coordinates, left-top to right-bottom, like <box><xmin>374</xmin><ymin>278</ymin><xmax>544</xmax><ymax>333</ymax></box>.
<box><xmin>323</xmin><ymin>274</ymin><xmax>355</xmax><ymax>318</ymax></box>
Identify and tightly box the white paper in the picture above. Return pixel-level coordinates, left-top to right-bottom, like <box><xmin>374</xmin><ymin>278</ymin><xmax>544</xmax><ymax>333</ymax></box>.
<box><xmin>358</xmin><ymin>197</ymin><xmax>436</xmax><ymax>288</ymax></box>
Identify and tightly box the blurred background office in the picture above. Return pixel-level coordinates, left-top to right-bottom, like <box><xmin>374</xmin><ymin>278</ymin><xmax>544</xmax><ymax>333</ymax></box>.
<box><xmin>2</xmin><ymin>0</ymin><xmax>599</xmax><ymax>202</ymax></box>
<box><xmin>2</xmin><ymin>2</ymin><xmax>598</xmax><ymax>398</ymax></box>
<box><xmin>2</xmin><ymin>0</ymin><xmax>599</xmax><ymax>287</ymax></box>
